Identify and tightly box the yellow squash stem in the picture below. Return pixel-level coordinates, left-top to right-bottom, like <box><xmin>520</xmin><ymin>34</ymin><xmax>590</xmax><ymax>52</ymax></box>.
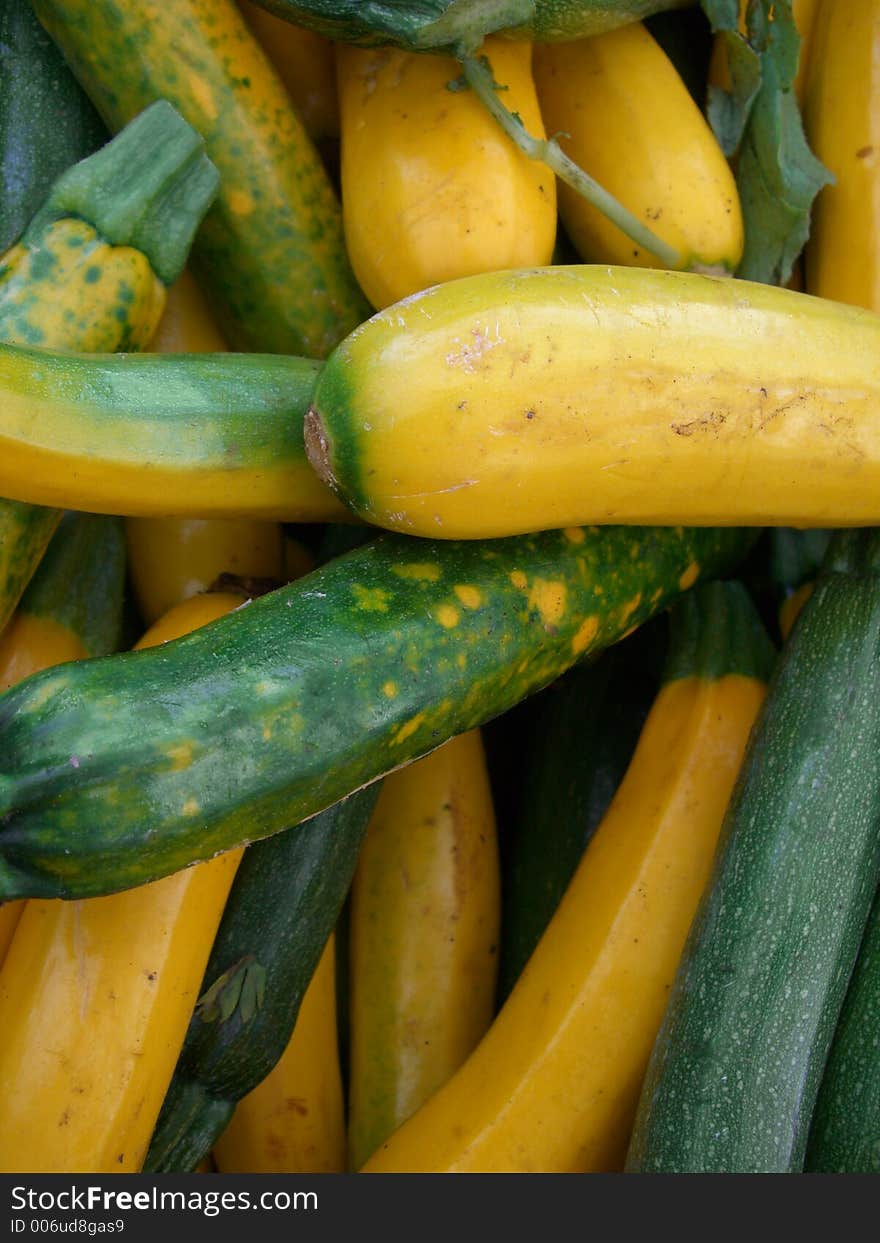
<box><xmin>533</xmin><ymin>23</ymin><xmax>742</xmax><ymax>272</ymax></box>
<box><xmin>0</xmin><ymin>593</ymin><xmax>246</xmax><ymax>1173</ymax></box>
<box><xmin>213</xmin><ymin>935</ymin><xmax>346</xmax><ymax>1173</ymax></box>
<box><xmin>337</xmin><ymin>38</ymin><xmax>556</xmax><ymax>309</ymax></box>
<box><xmin>237</xmin><ymin>0</ymin><xmax>339</xmax><ymax>140</ymax></box>
<box><xmin>127</xmin><ymin>271</ymin><xmax>284</xmax><ymax>625</ymax></box>
<box><xmin>804</xmin><ymin>0</ymin><xmax>880</xmax><ymax>310</ymax></box>
<box><xmin>362</xmin><ymin>667</ymin><xmax>767</xmax><ymax>1171</ymax></box>
<box><xmin>348</xmin><ymin>730</ymin><xmax>499</xmax><ymax>1170</ymax></box>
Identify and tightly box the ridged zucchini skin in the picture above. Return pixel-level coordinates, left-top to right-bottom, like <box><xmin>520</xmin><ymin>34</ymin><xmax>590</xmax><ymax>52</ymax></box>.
<box><xmin>0</xmin><ymin>344</ymin><xmax>340</xmax><ymax>520</ymax></box>
<box><xmin>0</xmin><ymin>0</ymin><xmax>106</xmax><ymax>253</ymax></box>
<box><xmin>498</xmin><ymin>625</ymin><xmax>660</xmax><ymax>1000</ymax></box>
<box><xmin>251</xmin><ymin>1</ymin><xmax>689</xmax><ymax>51</ymax></box>
<box><xmin>627</xmin><ymin>529</ymin><xmax>880</xmax><ymax>1173</ymax></box>
<box><xmin>0</xmin><ymin>524</ymin><xmax>752</xmax><ymax>901</ymax></box>
<box><xmin>145</xmin><ymin>786</ymin><xmax>379</xmax><ymax>1172</ymax></box>
<box><xmin>32</xmin><ymin>0</ymin><xmax>370</xmax><ymax>357</ymax></box>
<box><xmin>806</xmin><ymin>892</ymin><xmax>880</xmax><ymax>1172</ymax></box>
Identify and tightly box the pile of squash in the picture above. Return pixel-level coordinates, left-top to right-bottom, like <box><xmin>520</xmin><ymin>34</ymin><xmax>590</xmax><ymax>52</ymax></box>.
<box><xmin>0</xmin><ymin>0</ymin><xmax>877</xmax><ymax>1175</ymax></box>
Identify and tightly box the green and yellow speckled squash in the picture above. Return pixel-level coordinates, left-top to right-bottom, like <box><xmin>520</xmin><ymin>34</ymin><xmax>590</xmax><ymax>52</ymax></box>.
<box><xmin>0</xmin><ymin>102</ymin><xmax>217</xmax><ymax>632</ymax></box>
<box><xmin>33</xmin><ymin>0</ymin><xmax>370</xmax><ymax>356</ymax></box>
<box><xmin>0</xmin><ymin>524</ymin><xmax>753</xmax><ymax>901</ymax></box>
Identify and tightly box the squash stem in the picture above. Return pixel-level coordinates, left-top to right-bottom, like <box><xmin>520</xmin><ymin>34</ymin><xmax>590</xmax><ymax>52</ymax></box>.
<box><xmin>459</xmin><ymin>54</ymin><xmax>682</xmax><ymax>270</ymax></box>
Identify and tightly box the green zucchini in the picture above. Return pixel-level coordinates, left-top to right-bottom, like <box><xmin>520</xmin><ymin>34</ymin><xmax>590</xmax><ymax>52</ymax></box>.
<box><xmin>498</xmin><ymin>621</ymin><xmax>662</xmax><ymax>1001</ymax></box>
<box><xmin>0</xmin><ymin>524</ymin><xmax>752</xmax><ymax>901</ymax></box>
<box><xmin>248</xmin><ymin>1</ymin><xmax>690</xmax><ymax>51</ymax></box>
<box><xmin>14</xmin><ymin>513</ymin><xmax>126</xmax><ymax>660</ymax></box>
<box><xmin>145</xmin><ymin>785</ymin><xmax>379</xmax><ymax>1172</ymax></box>
<box><xmin>0</xmin><ymin>0</ymin><xmax>106</xmax><ymax>254</ymax></box>
<box><xmin>626</xmin><ymin>528</ymin><xmax>880</xmax><ymax>1173</ymax></box>
<box><xmin>806</xmin><ymin>890</ymin><xmax>880</xmax><ymax>1172</ymax></box>
<box><xmin>33</xmin><ymin>0</ymin><xmax>370</xmax><ymax>357</ymax></box>
<box><xmin>0</xmin><ymin>102</ymin><xmax>217</xmax><ymax>633</ymax></box>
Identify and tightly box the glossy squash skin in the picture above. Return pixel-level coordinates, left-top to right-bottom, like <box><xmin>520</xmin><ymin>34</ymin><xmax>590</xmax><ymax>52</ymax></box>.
<box><xmin>338</xmin><ymin>39</ymin><xmax>555</xmax><ymax>309</ymax></box>
<box><xmin>127</xmin><ymin>271</ymin><xmax>285</xmax><ymax>625</ymax></box>
<box><xmin>0</xmin><ymin>513</ymin><xmax>125</xmax><ymax>969</ymax></box>
<box><xmin>0</xmin><ymin>102</ymin><xmax>216</xmax><ymax>632</ymax></box>
<box><xmin>0</xmin><ymin>524</ymin><xmax>754</xmax><ymax>901</ymax></box>
<box><xmin>307</xmin><ymin>265</ymin><xmax>880</xmax><ymax>538</ymax></box>
<box><xmin>533</xmin><ymin>24</ymin><xmax>741</xmax><ymax>271</ymax></box>
<box><xmin>363</xmin><ymin>581</ymin><xmax>774</xmax><ymax>1171</ymax></box>
<box><xmin>0</xmin><ymin>593</ymin><xmax>244</xmax><ymax>1174</ymax></box>
<box><xmin>33</xmin><ymin>0</ymin><xmax>370</xmax><ymax>356</ymax></box>
<box><xmin>213</xmin><ymin>935</ymin><xmax>346</xmax><ymax>1172</ymax></box>
<box><xmin>246</xmin><ymin>1</ymin><xmax>691</xmax><ymax>51</ymax></box>
<box><xmin>348</xmin><ymin>730</ymin><xmax>499</xmax><ymax>1169</ymax></box>
<box><xmin>0</xmin><ymin>0</ymin><xmax>106</xmax><ymax>254</ymax></box>
<box><xmin>804</xmin><ymin>1</ymin><xmax>880</xmax><ymax>311</ymax></box>
<box><xmin>237</xmin><ymin>0</ymin><xmax>339</xmax><ymax>140</ymax></box>
<box><xmin>628</xmin><ymin>530</ymin><xmax>880</xmax><ymax>1173</ymax></box>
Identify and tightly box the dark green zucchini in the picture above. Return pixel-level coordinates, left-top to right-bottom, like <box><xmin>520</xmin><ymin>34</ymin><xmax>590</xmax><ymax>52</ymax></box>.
<box><xmin>250</xmin><ymin>1</ymin><xmax>689</xmax><ymax>51</ymax></box>
<box><xmin>0</xmin><ymin>0</ymin><xmax>106</xmax><ymax>253</ymax></box>
<box><xmin>806</xmin><ymin>890</ymin><xmax>880</xmax><ymax>1172</ymax></box>
<box><xmin>626</xmin><ymin>528</ymin><xmax>880</xmax><ymax>1173</ymax></box>
<box><xmin>0</xmin><ymin>524</ymin><xmax>753</xmax><ymax>901</ymax></box>
<box><xmin>15</xmin><ymin>513</ymin><xmax>126</xmax><ymax>659</ymax></box>
<box><xmin>145</xmin><ymin>784</ymin><xmax>379</xmax><ymax>1172</ymax></box>
<box><xmin>497</xmin><ymin>621</ymin><xmax>663</xmax><ymax>1001</ymax></box>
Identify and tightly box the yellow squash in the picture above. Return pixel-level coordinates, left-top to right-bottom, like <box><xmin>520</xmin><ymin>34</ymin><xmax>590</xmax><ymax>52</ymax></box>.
<box><xmin>804</xmin><ymin>0</ymin><xmax>880</xmax><ymax>310</ymax></box>
<box><xmin>127</xmin><ymin>271</ymin><xmax>284</xmax><ymax>625</ymax></box>
<box><xmin>362</xmin><ymin>583</ymin><xmax>772</xmax><ymax>1172</ymax></box>
<box><xmin>0</xmin><ymin>903</ymin><xmax>23</xmax><ymax>966</ymax></box>
<box><xmin>348</xmin><ymin>730</ymin><xmax>499</xmax><ymax>1170</ymax></box>
<box><xmin>337</xmin><ymin>38</ymin><xmax>556</xmax><ymax>309</ymax></box>
<box><xmin>0</xmin><ymin>593</ymin><xmax>245</xmax><ymax>1173</ymax></box>
<box><xmin>213</xmin><ymin>935</ymin><xmax>346</xmax><ymax>1173</ymax></box>
<box><xmin>308</xmin><ymin>265</ymin><xmax>880</xmax><ymax>538</ymax></box>
<box><xmin>237</xmin><ymin>0</ymin><xmax>338</xmax><ymax>140</ymax></box>
<box><xmin>533</xmin><ymin>23</ymin><xmax>742</xmax><ymax>272</ymax></box>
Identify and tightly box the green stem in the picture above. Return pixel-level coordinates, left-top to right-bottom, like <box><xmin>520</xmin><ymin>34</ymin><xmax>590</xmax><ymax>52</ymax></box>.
<box><xmin>460</xmin><ymin>54</ymin><xmax>682</xmax><ymax>270</ymax></box>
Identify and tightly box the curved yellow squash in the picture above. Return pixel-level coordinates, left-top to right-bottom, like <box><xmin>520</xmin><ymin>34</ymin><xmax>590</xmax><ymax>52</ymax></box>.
<box><xmin>338</xmin><ymin>38</ymin><xmax>556</xmax><ymax>309</ymax></box>
<box><xmin>804</xmin><ymin>0</ymin><xmax>880</xmax><ymax>311</ymax></box>
<box><xmin>127</xmin><ymin>272</ymin><xmax>284</xmax><ymax>625</ymax></box>
<box><xmin>213</xmin><ymin>935</ymin><xmax>345</xmax><ymax>1173</ymax></box>
<box><xmin>308</xmin><ymin>265</ymin><xmax>880</xmax><ymax>538</ymax></box>
<box><xmin>363</xmin><ymin>672</ymin><xmax>766</xmax><ymax>1172</ymax></box>
<box><xmin>0</xmin><ymin>593</ymin><xmax>245</xmax><ymax>1173</ymax></box>
<box><xmin>348</xmin><ymin>730</ymin><xmax>499</xmax><ymax>1170</ymax></box>
<box><xmin>534</xmin><ymin>24</ymin><xmax>742</xmax><ymax>272</ymax></box>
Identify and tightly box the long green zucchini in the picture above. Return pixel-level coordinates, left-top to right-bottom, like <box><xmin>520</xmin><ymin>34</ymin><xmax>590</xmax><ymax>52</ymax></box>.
<box><xmin>626</xmin><ymin>528</ymin><xmax>880</xmax><ymax>1173</ymax></box>
<box><xmin>145</xmin><ymin>785</ymin><xmax>379</xmax><ymax>1172</ymax></box>
<box><xmin>498</xmin><ymin>622</ymin><xmax>661</xmax><ymax>1001</ymax></box>
<box><xmin>0</xmin><ymin>0</ymin><xmax>106</xmax><ymax>253</ymax></box>
<box><xmin>0</xmin><ymin>524</ymin><xmax>752</xmax><ymax>901</ymax></box>
<box><xmin>806</xmin><ymin>890</ymin><xmax>880</xmax><ymax>1172</ymax></box>
<box><xmin>32</xmin><ymin>0</ymin><xmax>369</xmax><ymax>357</ymax></box>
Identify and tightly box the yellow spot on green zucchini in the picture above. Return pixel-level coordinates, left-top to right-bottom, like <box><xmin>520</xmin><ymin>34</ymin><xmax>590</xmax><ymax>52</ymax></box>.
<box><xmin>436</xmin><ymin>604</ymin><xmax>460</xmax><ymax>629</ymax></box>
<box><xmin>353</xmin><ymin>584</ymin><xmax>391</xmax><ymax>612</ymax></box>
<box><xmin>572</xmin><ymin>615</ymin><xmax>600</xmax><ymax>655</ymax></box>
<box><xmin>393</xmin><ymin>562</ymin><xmax>442</xmax><ymax>582</ymax></box>
<box><xmin>454</xmin><ymin>585</ymin><xmax>483</xmax><ymax>609</ymax></box>
<box><xmin>393</xmin><ymin>713</ymin><xmax>425</xmax><ymax>745</ymax></box>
